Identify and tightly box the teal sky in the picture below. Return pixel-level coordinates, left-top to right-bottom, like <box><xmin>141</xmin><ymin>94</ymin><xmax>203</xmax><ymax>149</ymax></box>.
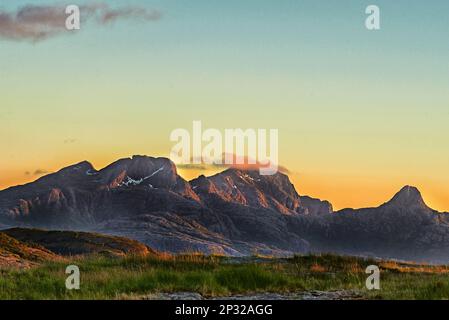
<box><xmin>1</xmin><ymin>0</ymin><xmax>449</xmax><ymax>210</ymax></box>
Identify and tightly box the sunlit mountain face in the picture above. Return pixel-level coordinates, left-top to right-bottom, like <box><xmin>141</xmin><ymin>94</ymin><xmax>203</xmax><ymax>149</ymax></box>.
<box><xmin>1</xmin><ymin>155</ymin><xmax>449</xmax><ymax>263</ymax></box>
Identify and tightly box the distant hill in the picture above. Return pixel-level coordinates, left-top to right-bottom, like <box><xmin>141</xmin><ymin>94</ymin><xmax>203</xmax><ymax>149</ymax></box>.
<box><xmin>0</xmin><ymin>232</ymin><xmax>57</xmax><ymax>268</ymax></box>
<box><xmin>1</xmin><ymin>155</ymin><xmax>449</xmax><ymax>263</ymax></box>
<box><xmin>2</xmin><ymin>228</ymin><xmax>154</xmax><ymax>257</ymax></box>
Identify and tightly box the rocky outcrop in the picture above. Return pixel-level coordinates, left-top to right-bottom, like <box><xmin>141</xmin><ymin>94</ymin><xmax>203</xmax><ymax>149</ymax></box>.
<box><xmin>190</xmin><ymin>169</ymin><xmax>306</xmax><ymax>214</ymax></box>
<box><xmin>299</xmin><ymin>196</ymin><xmax>333</xmax><ymax>215</ymax></box>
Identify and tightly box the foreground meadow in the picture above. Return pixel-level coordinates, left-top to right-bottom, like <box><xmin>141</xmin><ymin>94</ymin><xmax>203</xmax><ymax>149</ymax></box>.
<box><xmin>1</xmin><ymin>254</ymin><xmax>449</xmax><ymax>300</ymax></box>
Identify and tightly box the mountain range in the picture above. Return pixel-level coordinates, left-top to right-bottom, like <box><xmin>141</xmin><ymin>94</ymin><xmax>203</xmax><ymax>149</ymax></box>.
<box><xmin>1</xmin><ymin>155</ymin><xmax>449</xmax><ymax>263</ymax></box>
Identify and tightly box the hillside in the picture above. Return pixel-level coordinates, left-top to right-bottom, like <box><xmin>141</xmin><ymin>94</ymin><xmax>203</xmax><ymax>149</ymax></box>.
<box><xmin>0</xmin><ymin>232</ymin><xmax>57</xmax><ymax>268</ymax></box>
<box><xmin>2</xmin><ymin>228</ymin><xmax>154</xmax><ymax>257</ymax></box>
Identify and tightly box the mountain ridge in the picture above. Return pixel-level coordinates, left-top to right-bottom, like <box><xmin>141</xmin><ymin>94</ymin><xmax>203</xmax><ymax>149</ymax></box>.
<box><xmin>1</xmin><ymin>157</ymin><xmax>437</xmax><ymax>213</ymax></box>
<box><xmin>1</xmin><ymin>155</ymin><xmax>449</xmax><ymax>262</ymax></box>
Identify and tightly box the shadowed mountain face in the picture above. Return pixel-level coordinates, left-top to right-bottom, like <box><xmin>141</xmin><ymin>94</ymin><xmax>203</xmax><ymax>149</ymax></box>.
<box><xmin>1</xmin><ymin>155</ymin><xmax>449</xmax><ymax>262</ymax></box>
<box><xmin>292</xmin><ymin>186</ymin><xmax>449</xmax><ymax>262</ymax></box>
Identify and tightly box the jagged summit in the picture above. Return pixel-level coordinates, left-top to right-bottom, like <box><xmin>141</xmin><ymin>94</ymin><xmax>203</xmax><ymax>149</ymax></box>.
<box><xmin>98</xmin><ymin>155</ymin><xmax>177</xmax><ymax>187</ymax></box>
<box><xmin>46</xmin><ymin>156</ymin><xmax>177</xmax><ymax>183</ymax></box>
<box><xmin>385</xmin><ymin>185</ymin><xmax>429</xmax><ymax>209</ymax></box>
<box><xmin>101</xmin><ymin>155</ymin><xmax>176</xmax><ymax>175</ymax></box>
<box><xmin>190</xmin><ymin>167</ymin><xmax>304</xmax><ymax>214</ymax></box>
<box><xmin>59</xmin><ymin>160</ymin><xmax>95</xmax><ymax>172</ymax></box>
<box><xmin>96</xmin><ymin>155</ymin><xmax>198</xmax><ymax>199</ymax></box>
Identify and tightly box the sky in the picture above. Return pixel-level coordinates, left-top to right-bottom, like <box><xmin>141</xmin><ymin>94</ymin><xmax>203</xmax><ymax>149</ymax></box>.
<box><xmin>1</xmin><ymin>0</ymin><xmax>448</xmax><ymax>211</ymax></box>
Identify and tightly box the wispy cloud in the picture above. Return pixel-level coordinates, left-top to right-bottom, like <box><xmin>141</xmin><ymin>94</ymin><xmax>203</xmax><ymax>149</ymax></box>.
<box><xmin>25</xmin><ymin>169</ymin><xmax>49</xmax><ymax>176</ymax></box>
<box><xmin>176</xmin><ymin>153</ymin><xmax>291</xmax><ymax>175</ymax></box>
<box><xmin>101</xmin><ymin>6</ymin><xmax>161</xmax><ymax>24</ymax></box>
<box><xmin>33</xmin><ymin>169</ymin><xmax>49</xmax><ymax>175</ymax></box>
<box><xmin>63</xmin><ymin>138</ymin><xmax>77</xmax><ymax>144</ymax></box>
<box><xmin>0</xmin><ymin>3</ymin><xmax>161</xmax><ymax>42</ymax></box>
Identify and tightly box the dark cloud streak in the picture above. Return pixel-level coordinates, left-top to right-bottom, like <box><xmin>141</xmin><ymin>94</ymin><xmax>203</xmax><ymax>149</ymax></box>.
<box><xmin>25</xmin><ymin>169</ymin><xmax>48</xmax><ymax>176</ymax></box>
<box><xmin>33</xmin><ymin>169</ymin><xmax>48</xmax><ymax>175</ymax></box>
<box><xmin>101</xmin><ymin>6</ymin><xmax>161</xmax><ymax>24</ymax></box>
<box><xmin>0</xmin><ymin>3</ymin><xmax>161</xmax><ymax>42</ymax></box>
<box><xmin>177</xmin><ymin>154</ymin><xmax>291</xmax><ymax>175</ymax></box>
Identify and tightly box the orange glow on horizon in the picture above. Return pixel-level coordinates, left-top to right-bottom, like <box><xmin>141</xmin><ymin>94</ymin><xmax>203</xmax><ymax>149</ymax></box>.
<box><xmin>1</xmin><ymin>159</ymin><xmax>448</xmax><ymax>213</ymax></box>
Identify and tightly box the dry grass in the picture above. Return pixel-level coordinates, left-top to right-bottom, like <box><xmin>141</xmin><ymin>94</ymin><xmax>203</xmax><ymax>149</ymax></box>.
<box><xmin>310</xmin><ymin>263</ymin><xmax>327</xmax><ymax>273</ymax></box>
<box><xmin>2</xmin><ymin>253</ymin><xmax>449</xmax><ymax>299</ymax></box>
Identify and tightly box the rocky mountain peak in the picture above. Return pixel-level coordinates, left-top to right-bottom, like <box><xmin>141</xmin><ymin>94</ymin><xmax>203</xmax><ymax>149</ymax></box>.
<box><xmin>98</xmin><ymin>156</ymin><xmax>178</xmax><ymax>188</ymax></box>
<box><xmin>57</xmin><ymin>160</ymin><xmax>95</xmax><ymax>174</ymax></box>
<box><xmin>385</xmin><ymin>185</ymin><xmax>428</xmax><ymax>209</ymax></box>
<box><xmin>190</xmin><ymin>168</ymin><xmax>303</xmax><ymax>213</ymax></box>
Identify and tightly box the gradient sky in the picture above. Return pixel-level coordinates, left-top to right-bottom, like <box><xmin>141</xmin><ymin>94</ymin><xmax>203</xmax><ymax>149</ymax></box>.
<box><xmin>1</xmin><ymin>0</ymin><xmax>449</xmax><ymax>211</ymax></box>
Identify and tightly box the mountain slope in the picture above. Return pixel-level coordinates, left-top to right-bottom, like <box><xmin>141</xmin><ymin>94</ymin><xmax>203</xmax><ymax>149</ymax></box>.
<box><xmin>0</xmin><ymin>156</ymin><xmax>201</xmax><ymax>227</ymax></box>
<box><xmin>1</xmin><ymin>155</ymin><xmax>449</xmax><ymax>262</ymax></box>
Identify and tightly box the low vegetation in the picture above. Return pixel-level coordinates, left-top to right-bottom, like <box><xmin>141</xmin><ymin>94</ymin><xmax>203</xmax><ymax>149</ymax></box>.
<box><xmin>0</xmin><ymin>233</ymin><xmax>58</xmax><ymax>269</ymax></box>
<box><xmin>1</xmin><ymin>253</ymin><xmax>449</xmax><ymax>300</ymax></box>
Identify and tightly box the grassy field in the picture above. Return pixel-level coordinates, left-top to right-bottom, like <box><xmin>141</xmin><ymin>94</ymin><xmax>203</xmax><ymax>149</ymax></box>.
<box><xmin>1</xmin><ymin>253</ymin><xmax>449</xmax><ymax>300</ymax></box>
